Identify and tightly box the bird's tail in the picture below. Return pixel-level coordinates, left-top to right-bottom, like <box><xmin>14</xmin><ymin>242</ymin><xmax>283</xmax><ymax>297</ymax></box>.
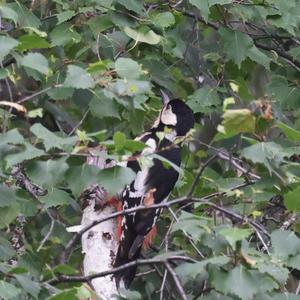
<box><xmin>114</xmin><ymin>231</ymin><xmax>142</xmax><ymax>289</ymax></box>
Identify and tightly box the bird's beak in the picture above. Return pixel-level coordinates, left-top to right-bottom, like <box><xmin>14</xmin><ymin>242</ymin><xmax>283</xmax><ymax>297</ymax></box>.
<box><xmin>160</xmin><ymin>89</ymin><xmax>171</xmax><ymax>105</ymax></box>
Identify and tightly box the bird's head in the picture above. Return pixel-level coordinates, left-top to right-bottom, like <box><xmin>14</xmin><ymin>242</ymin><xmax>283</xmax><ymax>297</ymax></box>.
<box><xmin>153</xmin><ymin>95</ymin><xmax>195</xmax><ymax>136</ymax></box>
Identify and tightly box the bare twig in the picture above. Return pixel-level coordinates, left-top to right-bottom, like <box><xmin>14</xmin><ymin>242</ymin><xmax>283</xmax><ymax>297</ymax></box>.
<box><xmin>164</xmin><ymin>262</ymin><xmax>188</xmax><ymax>300</ymax></box>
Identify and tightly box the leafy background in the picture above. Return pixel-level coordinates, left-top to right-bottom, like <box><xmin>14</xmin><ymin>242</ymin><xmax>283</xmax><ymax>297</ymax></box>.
<box><xmin>0</xmin><ymin>0</ymin><xmax>300</xmax><ymax>299</ymax></box>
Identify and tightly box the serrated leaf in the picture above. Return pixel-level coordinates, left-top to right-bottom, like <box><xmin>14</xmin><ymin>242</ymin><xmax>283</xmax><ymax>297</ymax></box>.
<box><xmin>5</xmin><ymin>143</ymin><xmax>45</xmax><ymax>167</ymax></box>
<box><xmin>124</xmin><ymin>26</ymin><xmax>161</xmax><ymax>45</ymax></box>
<box><xmin>108</xmin><ymin>79</ymin><xmax>151</xmax><ymax>96</ymax></box>
<box><xmin>66</xmin><ymin>165</ymin><xmax>135</xmax><ymax>197</ymax></box>
<box><xmin>30</xmin><ymin>123</ymin><xmax>77</xmax><ymax>152</ymax></box>
<box><xmin>0</xmin><ymin>36</ymin><xmax>19</xmax><ymax>61</ymax></box>
<box><xmin>39</xmin><ymin>188</ymin><xmax>73</xmax><ymax>208</ymax></box>
<box><xmin>0</xmin><ymin>68</ymin><xmax>9</xmax><ymax>80</ymax></box>
<box><xmin>8</xmin><ymin>3</ymin><xmax>41</xmax><ymax>28</ymax></box>
<box><xmin>17</xmin><ymin>34</ymin><xmax>51</xmax><ymax>51</ymax></box>
<box><xmin>26</xmin><ymin>158</ymin><xmax>69</xmax><ymax>189</ymax></box>
<box><xmin>0</xmin><ymin>5</ymin><xmax>19</xmax><ymax>24</ymax></box>
<box><xmin>277</xmin><ymin>121</ymin><xmax>300</xmax><ymax>141</ymax></box>
<box><xmin>20</xmin><ymin>53</ymin><xmax>49</xmax><ymax>74</ymax></box>
<box><xmin>241</xmin><ymin>142</ymin><xmax>284</xmax><ymax>173</ymax></box>
<box><xmin>219</xmin><ymin>27</ymin><xmax>253</xmax><ymax>67</ymax></box>
<box><xmin>271</xmin><ymin>229</ymin><xmax>300</xmax><ymax>258</ymax></box>
<box><xmin>219</xmin><ymin>227</ymin><xmax>252</xmax><ymax>249</ymax></box>
<box><xmin>216</xmin><ymin>109</ymin><xmax>256</xmax><ymax>140</ymax></box>
<box><xmin>50</xmin><ymin>23</ymin><xmax>81</xmax><ymax>46</ymax></box>
<box><xmin>0</xmin><ymin>185</ymin><xmax>16</xmax><ymax>207</ymax></box>
<box><xmin>56</xmin><ymin>10</ymin><xmax>76</xmax><ymax>24</ymax></box>
<box><xmin>187</xmin><ymin>87</ymin><xmax>221</xmax><ymax>113</ymax></box>
<box><xmin>176</xmin><ymin>256</ymin><xmax>230</xmax><ymax>284</ymax></box>
<box><xmin>257</xmin><ymin>262</ymin><xmax>289</xmax><ymax>284</ymax></box>
<box><xmin>15</xmin><ymin>275</ymin><xmax>41</xmax><ymax>299</ymax></box>
<box><xmin>115</xmin><ymin>57</ymin><xmax>142</xmax><ymax>79</ymax></box>
<box><xmin>64</xmin><ymin>65</ymin><xmax>95</xmax><ymax>89</ymax></box>
<box><xmin>0</xmin><ymin>237</ymin><xmax>16</xmax><ymax>260</ymax></box>
<box><xmin>152</xmin><ymin>12</ymin><xmax>175</xmax><ymax>28</ymax></box>
<box><xmin>284</xmin><ymin>185</ymin><xmax>300</xmax><ymax>212</ymax></box>
<box><xmin>116</xmin><ymin>0</ymin><xmax>144</xmax><ymax>14</ymax></box>
<box><xmin>0</xmin><ymin>281</ymin><xmax>21</xmax><ymax>299</ymax></box>
<box><xmin>0</xmin><ymin>204</ymin><xmax>19</xmax><ymax>229</ymax></box>
<box><xmin>47</xmin><ymin>86</ymin><xmax>74</xmax><ymax>100</ymax></box>
<box><xmin>89</xmin><ymin>90</ymin><xmax>119</xmax><ymax>119</ymax></box>
<box><xmin>267</xmin><ymin>75</ymin><xmax>300</xmax><ymax>109</ymax></box>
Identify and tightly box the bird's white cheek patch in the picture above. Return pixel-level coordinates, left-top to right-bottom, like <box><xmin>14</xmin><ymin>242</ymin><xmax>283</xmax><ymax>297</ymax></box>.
<box><xmin>161</xmin><ymin>107</ymin><xmax>177</xmax><ymax>125</ymax></box>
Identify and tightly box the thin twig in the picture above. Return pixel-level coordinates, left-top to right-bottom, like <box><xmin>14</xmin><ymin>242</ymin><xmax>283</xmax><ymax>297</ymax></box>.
<box><xmin>160</xmin><ymin>269</ymin><xmax>168</xmax><ymax>300</ymax></box>
<box><xmin>168</xmin><ymin>207</ymin><xmax>204</xmax><ymax>258</ymax></box>
<box><xmin>17</xmin><ymin>84</ymin><xmax>62</xmax><ymax>104</ymax></box>
<box><xmin>164</xmin><ymin>262</ymin><xmax>188</xmax><ymax>300</ymax></box>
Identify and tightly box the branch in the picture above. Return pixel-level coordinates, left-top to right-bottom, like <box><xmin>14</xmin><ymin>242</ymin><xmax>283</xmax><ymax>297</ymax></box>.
<box><xmin>164</xmin><ymin>262</ymin><xmax>188</xmax><ymax>300</ymax></box>
<box><xmin>48</xmin><ymin>255</ymin><xmax>194</xmax><ymax>285</ymax></box>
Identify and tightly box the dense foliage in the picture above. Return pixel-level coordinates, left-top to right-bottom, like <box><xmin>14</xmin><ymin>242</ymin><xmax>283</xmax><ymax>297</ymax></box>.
<box><xmin>0</xmin><ymin>0</ymin><xmax>300</xmax><ymax>299</ymax></box>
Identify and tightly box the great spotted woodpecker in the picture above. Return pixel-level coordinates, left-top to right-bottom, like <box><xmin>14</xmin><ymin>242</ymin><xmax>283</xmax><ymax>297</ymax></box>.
<box><xmin>114</xmin><ymin>93</ymin><xmax>195</xmax><ymax>288</ymax></box>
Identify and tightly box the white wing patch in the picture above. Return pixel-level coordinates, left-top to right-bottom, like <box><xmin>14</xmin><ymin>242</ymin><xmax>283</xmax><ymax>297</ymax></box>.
<box><xmin>129</xmin><ymin>138</ymin><xmax>157</xmax><ymax>199</ymax></box>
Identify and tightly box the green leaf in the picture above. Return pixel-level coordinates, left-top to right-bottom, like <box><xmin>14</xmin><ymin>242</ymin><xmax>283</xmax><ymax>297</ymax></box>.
<box><xmin>0</xmin><ymin>204</ymin><xmax>19</xmax><ymax>229</ymax></box>
<box><xmin>116</xmin><ymin>0</ymin><xmax>145</xmax><ymax>14</ymax></box>
<box><xmin>0</xmin><ymin>281</ymin><xmax>21</xmax><ymax>299</ymax></box>
<box><xmin>64</xmin><ymin>65</ymin><xmax>95</xmax><ymax>89</ymax></box>
<box><xmin>257</xmin><ymin>262</ymin><xmax>289</xmax><ymax>284</ymax></box>
<box><xmin>241</xmin><ymin>142</ymin><xmax>284</xmax><ymax>173</ymax></box>
<box><xmin>124</xmin><ymin>26</ymin><xmax>161</xmax><ymax>45</ymax></box>
<box><xmin>47</xmin><ymin>86</ymin><xmax>74</xmax><ymax>100</ymax></box>
<box><xmin>108</xmin><ymin>79</ymin><xmax>151</xmax><ymax>96</ymax></box>
<box><xmin>277</xmin><ymin>121</ymin><xmax>300</xmax><ymax>141</ymax></box>
<box><xmin>248</xmin><ymin>46</ymin><xmax>271</xmax><ymax>70</ymax></box>
<box><xmin>152</xmin><ymin>12</ymin><xmax>175</xmax><ymax>28</ymax></box>
<box><xmin>39</xmin><ymin>188</ymin><xmax>73</xmax><ymax>208</ymax></box>
<box><xmin>171</xmin><ymin>211</ymin><xmax>209</xmax><ymax>241</ymax></box>
<box><xmin>56</xmin><ymin>10</ymin><xmax>76</xmax><ymax>24</ymax></box>
<box><xmin>50</xmin><ymin>23</ymin><xmax>81</xmax><ymax>46</ymax></box>
<box><xmin>0</xmin><ymin>36</ymin><xmax>19</xmax><ymax>62</ymax></box>
<box><xmin>15</xmin><ymin>275</ymin><xmax>41</xmax><ymax>299</ymax></box>
<box><xmin>17</xmin><ymin>34</ymin><xmax>51</xmax><ymax>51</ymax></box>
<box><xmin>271</xmin><ymin>229</ymin><xmax>300</xmax><ymax>258</ymax></box>
<box><xmin>115</xmin><ymin>57</ymin><xmax>142</xmax><ymax>79</ymax></box>
<box><xmin>284</xmin><ymin>185</ymin><xmax>300</xmax><ymax>212</ymax></box>
<box><xmin>219</xmin><ymin>227</ymin><xmax>252</xmax><ymax>249</ymax></box>
<box><xmin>0</xmin><ymin>5</ymin><xmax>19</xmax><ymax>24</ymax></box>
<box><xmin>26</xmin><ymin>158</ymin><xmax>69</xmax><ymax>189</ymax></box>
<box><xmin>188</xmin><ymin>0</ymin><xmax>210</xmax><ymax>22</ymax></box>
<box><xmin>187</xmin><ymin>87</ymin><xmax>221</xmax><ymax>113</ymax></box>
<box><xmin>216</xmin><ymin>109</ymin><xmax>256</xmax><ymax>140</ymax></box>
<box><xmin>66</xmin><ymin>165</ymin><xmax>135</xmax><ymax>197</ymax></box>
<box><xmin>211</xmin><ymin>265</ymin><xmax>277</xmax><ymax>299</ymax></box>
<box><xmin>89</xmin><ymin>90</ymin><xmax>119</xmax><ymax>119</ymax></box>
<box><xmin>0</xmin><ymin>129</ymin><xmax>24</xmax><ymax>146</ymax></box>
<box><xmin>0</xmin><ymin>185</ymin><xmax>16</xmax><ymax>207</ymax></box>
<box><xmin>30</xmin><ymin>123</ymin><xmax>77</xmax><ymax>151</ymax></box>
<box><xmin>176</xmin><ymin>256</ymin><xmax>230</xmax><ymax>284</ymax></box>
<box><xmin>8</xmin><ymin>3</ymin><xmax>41</xmax><ymax>28</ymax></box>
<box><xmin>20</xmin><ymin>53</ymin><xmax>49</xmax><ymax>75</ymax></box>
<box><xmin>0</xmin><ymin>237</ymin><xmax>16</xmax><ymax>260</ymax></box>
<box><xmin>267</xmin><ymin>75</ymin><xmax>300</xmax><ymax>109</ymax></box>
<box><xmin>113</xmin><ymin>131</ymin><xmax>126</xmax><ymax>151</ymax></box>
<box><xmin>0</xmin><ymin>68</ymin><xmax>9</xmax><ymax>80</ymax></box>
<box><xmin>5</xmin><ymin>143</ymin><xmax>45</xmax><ymax>167</ymax></box>
<box><xmin>219</xmin><ymin>27</ymin><xmax>253</xmax><ymax>67</ymax></box>
<box><xmin>48</xmin><ymin>288</ymin><xmax>77</xmax><ymax>300</ymax></box>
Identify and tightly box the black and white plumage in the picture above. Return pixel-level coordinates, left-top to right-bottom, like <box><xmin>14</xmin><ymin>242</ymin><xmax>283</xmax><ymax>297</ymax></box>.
<box><xmin>114</xmin><ymin>96</ymin><xmax>195</xmax><ymax>288</ymax></box>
